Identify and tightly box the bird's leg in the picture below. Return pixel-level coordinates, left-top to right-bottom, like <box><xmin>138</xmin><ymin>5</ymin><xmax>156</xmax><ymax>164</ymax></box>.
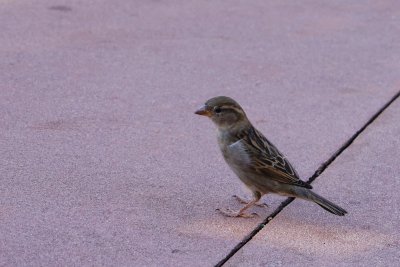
<box><xmin>233</xmin><ymin>194</ymin><xmax>269</xmax><ymax>208</ymax></box>
<box><xmin>217</xmin><ymin>200</ymin><xmax>258</xmax><ymax>218</ymax></box>
<box><xmin>217</xmin><ymin>193</ymin><xmax>261</xmax><ymax>218</ymax></box>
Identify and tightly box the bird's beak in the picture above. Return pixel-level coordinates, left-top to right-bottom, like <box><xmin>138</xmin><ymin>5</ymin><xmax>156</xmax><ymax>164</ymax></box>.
<box><xmin>194</xmin><ymin>105</ymin><xmax>211</xmax><ymax>117</ymax></box>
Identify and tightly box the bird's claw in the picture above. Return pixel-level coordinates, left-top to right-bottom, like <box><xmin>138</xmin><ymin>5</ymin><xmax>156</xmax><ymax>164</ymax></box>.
<box><xmin>232</xmin><ymin>195</ymin><xmax>269</xmax><ymax>208</ymax></box>
<box><xmin>216</xmin><ymin>208</ymin><xmax>259</xmax><ymax>218</ymax></box>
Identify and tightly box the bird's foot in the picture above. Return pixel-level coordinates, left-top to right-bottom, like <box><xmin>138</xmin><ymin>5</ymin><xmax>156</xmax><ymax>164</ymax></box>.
<box><xmin>232</xmin><ymin>195</ymin><xmax>269</xmax><ymax>208</ymax></box>
<box><xmin>216</xmin><ymin>208</ymin><xmax>259</xmax><ymax>218</ymax></box>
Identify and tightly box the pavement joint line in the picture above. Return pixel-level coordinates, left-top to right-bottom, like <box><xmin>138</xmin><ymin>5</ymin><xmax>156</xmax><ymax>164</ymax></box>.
<box><xmin>214</xmin><ymin>90</ymin><xmax>400</xmax><ymax>267</ymax></box>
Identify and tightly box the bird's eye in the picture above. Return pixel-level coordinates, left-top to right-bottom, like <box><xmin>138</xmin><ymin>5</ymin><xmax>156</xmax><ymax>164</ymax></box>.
<box><xmin>214</xmin><ymin>107</ymin><xmax>222</xmax><ymax>114</ymax></box>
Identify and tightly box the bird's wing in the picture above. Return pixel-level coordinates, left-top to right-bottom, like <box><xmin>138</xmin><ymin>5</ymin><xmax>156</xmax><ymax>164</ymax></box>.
<box><xmin>238</xmin><ymin>126</ymin><xmax>312</xmax><ymax>189</ymax></box>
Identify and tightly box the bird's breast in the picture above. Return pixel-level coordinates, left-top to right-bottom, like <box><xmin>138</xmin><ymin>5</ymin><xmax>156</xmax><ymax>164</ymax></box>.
<box><xmin>219</xmin><ymin>139</ymin><xmax>252</xmax><ymax>170</ymax></box>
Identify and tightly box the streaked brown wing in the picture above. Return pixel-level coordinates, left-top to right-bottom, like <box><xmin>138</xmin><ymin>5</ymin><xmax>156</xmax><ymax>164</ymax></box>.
<box><xmin>241</xmin><ymin>127</ymin><xmax>312</xmax><ymax>189</ymax></box>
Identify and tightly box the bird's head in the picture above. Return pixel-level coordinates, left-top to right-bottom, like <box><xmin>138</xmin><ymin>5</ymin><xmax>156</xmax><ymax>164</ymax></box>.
<box><xmin>195</xmin><ymin>96</ymin><xmax>249</xmax><ymax>130</ymax></box>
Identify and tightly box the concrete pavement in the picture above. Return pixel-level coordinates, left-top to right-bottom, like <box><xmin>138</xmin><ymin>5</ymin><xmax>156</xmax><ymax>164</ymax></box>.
<box><xmin>1</xmin><ymin>0</ymin><xmax>399</xmax><ymax>266</ymax></box>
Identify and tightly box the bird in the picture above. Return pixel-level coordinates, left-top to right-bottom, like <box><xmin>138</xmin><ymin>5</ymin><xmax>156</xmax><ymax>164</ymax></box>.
<box><xmin>195</xmin><ymin>96</ymin><xmax>347</xmax><ymax>218</ymax></box>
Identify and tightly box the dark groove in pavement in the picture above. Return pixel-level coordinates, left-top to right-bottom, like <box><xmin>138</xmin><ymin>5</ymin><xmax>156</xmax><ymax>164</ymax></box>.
<box><xmin>215</xmin><ymin>90</ymin><xmax>400</xmax><ymax>267</ymax></box>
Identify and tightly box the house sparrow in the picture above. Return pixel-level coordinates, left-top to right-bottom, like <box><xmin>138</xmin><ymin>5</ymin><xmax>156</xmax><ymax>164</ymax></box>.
<box><xmin>195</xmin><ymin>96</ymin><xmax>347</xmax><ymax>218</ymax></box>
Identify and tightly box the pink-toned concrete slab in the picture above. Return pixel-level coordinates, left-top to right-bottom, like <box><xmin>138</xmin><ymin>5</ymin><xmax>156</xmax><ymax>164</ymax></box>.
<box><xmin>227</xmin><ymin>99</ymin><xmax>400</xmax><ymax>267</ymax></box>
<box><xmin>0</xmin><ymin>0</ymin><xmax>399</xmax><ymax>266</ymax></box>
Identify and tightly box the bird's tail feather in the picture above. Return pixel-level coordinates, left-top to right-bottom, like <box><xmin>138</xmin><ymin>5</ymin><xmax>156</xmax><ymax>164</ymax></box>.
<box><xmin>294</xmin><ymin>188</ymin><xmax>348</xmax><ymax>216</ymax></box>
<box><xmin>308</xmin><ymin>190</ymin><xmax>348</xmax><ymax>216</ymax></box>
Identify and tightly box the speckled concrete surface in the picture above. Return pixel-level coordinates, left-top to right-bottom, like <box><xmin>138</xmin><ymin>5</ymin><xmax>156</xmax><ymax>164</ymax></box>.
<box><xmin>0</xmin><ymin>0</ymin><xmax>399</xmax><ymax>266</ymax></box>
